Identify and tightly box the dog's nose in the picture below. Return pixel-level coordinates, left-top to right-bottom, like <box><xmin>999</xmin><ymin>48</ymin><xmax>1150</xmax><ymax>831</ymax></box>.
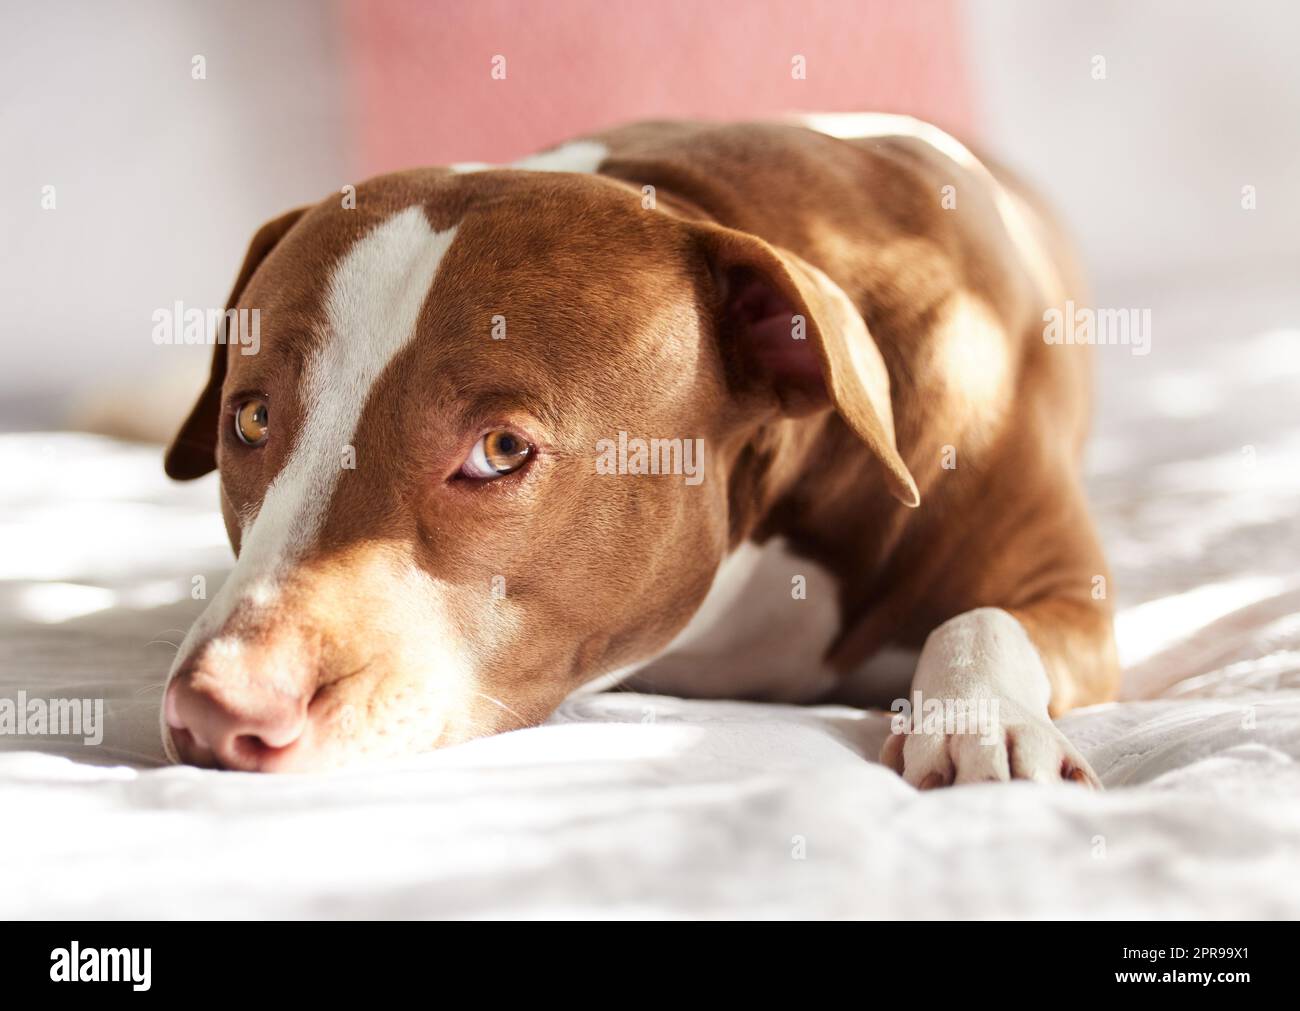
<box><xmin>165</xmin><ymin>672</ymin><xmax>308</xmax><ymax>771</ymax></box>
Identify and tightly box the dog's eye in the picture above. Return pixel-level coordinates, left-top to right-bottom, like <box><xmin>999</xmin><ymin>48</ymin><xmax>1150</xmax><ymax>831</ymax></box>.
<box><xmin>234</xmin><ymin>398</ymin><xmax>269</xmax><ymax>447</ymax></box>
<box><xmin>461</xmin><ymin>430</ymin><xmax>532</xmax><ymax>479</ymax></box>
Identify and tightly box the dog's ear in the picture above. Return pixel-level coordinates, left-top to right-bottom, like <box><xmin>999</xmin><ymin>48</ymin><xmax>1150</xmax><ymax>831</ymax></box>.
<box><xmin>164</xmin><ymin>207</ymin><xmax>308</xmax><ymax>480</ymax></box>
<box><xmin>693</xmin><ymin>224</ymin><xmax>920</xmax><ymax>508</ymax></box>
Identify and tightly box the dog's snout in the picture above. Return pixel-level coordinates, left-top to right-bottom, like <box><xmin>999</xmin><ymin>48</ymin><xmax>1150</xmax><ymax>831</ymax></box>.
<box><xmin>160</xmin><ymin>548</ymin><xmax>485</xmax><ymax>771</ymax></box>
<box><xmin>165</xmin><ymin>664</ymin><xmax>309</xmax><ymax>772</ymax></box>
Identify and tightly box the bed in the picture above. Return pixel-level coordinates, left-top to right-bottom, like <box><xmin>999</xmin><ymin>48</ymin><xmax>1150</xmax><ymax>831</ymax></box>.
<box><xmin>2</xmin><ymin>273</ymin><xmax>1298</xmax><ymax>919</ymax></box>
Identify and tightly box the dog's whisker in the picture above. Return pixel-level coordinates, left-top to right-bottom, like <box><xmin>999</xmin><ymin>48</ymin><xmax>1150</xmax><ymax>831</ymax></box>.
<box><xmin>471</xmin><ymin>690</ymin><xmax>527</xmax><ymax>724</ymax></box>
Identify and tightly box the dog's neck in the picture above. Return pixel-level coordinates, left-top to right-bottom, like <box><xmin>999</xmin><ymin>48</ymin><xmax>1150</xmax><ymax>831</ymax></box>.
<box><xmin>601</xmin><ymin>142</ymin><xmax>1004</xmax><ymax>675</ymax></box>
<box><xmin>737</xmin><ymin>413</ymin><xmax>911</xmax><ymax>629</ymax></box>
<box><xmin>634</xmin><ymin>175</ymin><xmax>925</xmax><ymax>672</ymax></box>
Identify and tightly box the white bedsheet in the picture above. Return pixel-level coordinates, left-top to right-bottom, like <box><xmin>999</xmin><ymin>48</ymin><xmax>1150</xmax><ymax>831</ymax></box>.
<box><xmin>2</xmin><ymin>273</ymin><xmax>1299</xmax><ymax>919</ymax></box>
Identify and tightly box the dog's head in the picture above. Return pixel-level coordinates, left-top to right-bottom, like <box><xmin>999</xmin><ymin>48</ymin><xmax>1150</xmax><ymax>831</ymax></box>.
<box><xmin>161</xmin><ymin>168</ymin><xmax>917</xmax><ymax>771</ymax></box>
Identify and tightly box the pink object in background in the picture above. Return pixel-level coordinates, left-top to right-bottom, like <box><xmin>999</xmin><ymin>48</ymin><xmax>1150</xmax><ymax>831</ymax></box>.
<box><xmin>343</xmin><ymin>0</ymin><xmax>976</xmax><ymax>175</ymax></box>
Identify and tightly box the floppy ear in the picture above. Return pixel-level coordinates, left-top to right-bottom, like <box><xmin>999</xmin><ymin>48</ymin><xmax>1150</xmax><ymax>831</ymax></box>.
<box><xmin>163</xmin><ymin>207</ymin><xmax>308</xmax><ymax>480</ymax></box>
<box><xmin>693</xmin><ymin>224</ymin><xmax>920</xmax><ymax>508</ymax></box>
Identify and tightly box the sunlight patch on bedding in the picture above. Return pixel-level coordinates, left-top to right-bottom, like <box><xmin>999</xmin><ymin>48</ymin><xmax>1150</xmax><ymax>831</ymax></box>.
<box><xmin>0</xmin><ymin>508</ymin><xmax>225</xmax><ymax>581</ymax></box>
<box><xmin>13</xmin><ymin>582</ymin><xmax>116</xmax><ymax>623</ymax></box>
<box><xmin>1242</xmin><ymin>328</ymin><xmax>1300</xmax><ymax>378</ymax></box>
<box><xmin>423</xmin><ymin>722</ymin><xmax>710</xmax><ymax>768</ymax></box>
<box><xmin>1164</xmin><ymin>649</ymin><xmax>1300</xmax><ymax>698</ymax></box>
<box><xmin>0</xmin><ymin>433</ymin><xmax>200</xmax><ymax>506</ymax></box>
<box><xmin>1116</xmin><ymin>575</ymin><xmax>1289</xmax><ymax>667</ymax></box>
<box><xmin>1146</xmin><ymin>372</ymin><xmax>1223</xmax><ymax>418</ymax></box>
<box><xmin>10</xmin><ymin>578</ymin><xmax>193</xmax><ymax>623</ymax></box>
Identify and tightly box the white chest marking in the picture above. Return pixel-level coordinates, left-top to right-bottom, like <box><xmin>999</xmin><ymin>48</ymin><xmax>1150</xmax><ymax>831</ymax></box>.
<box><xmin>585</xmin><ymin>537</ymin><xmax>925</xmax><ymax>706</ymax></box>
<box><xmin>624</xmin><ymin>538</ymin><xmax>843</xmax><ymax>703</ymax></box>
<box><xmin>169</xmin><ymin>208</ymin><xmax>459</xmax><ymax>669</ymax></box>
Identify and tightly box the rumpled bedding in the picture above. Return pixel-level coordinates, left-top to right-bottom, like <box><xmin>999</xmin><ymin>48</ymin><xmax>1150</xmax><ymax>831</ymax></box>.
<box><xmin>2</xmin><ymin>273</ymin><xmax>1298</xmax><ymax>919</ymax></box>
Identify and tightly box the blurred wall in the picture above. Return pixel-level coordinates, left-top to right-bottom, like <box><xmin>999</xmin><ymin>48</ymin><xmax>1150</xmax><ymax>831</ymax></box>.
<box><xmin>0</xmin><ymin>0</ymin><xmax>350</xmax><ymax>424</ymax></box>
<box><xmin>965</xmin><ymin>0</ymin><xmax>1300</xmax><ymax>290</ymax></box>
<box><xmin>344</xmin><ymin>0</ymin><xmax>973</xmax><ymax>171</ymax></box>
<box><xmin>2</xmin><ymin>0</ymin><xmax>1299</xmax><ymax>427</ymax></box>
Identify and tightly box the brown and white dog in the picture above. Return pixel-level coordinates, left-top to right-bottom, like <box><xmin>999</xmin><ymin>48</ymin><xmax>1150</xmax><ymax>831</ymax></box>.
<box><xmin>160</xmin><ymin>114</ymin><xmax>1118</xmax><ymax>781</ymax></box>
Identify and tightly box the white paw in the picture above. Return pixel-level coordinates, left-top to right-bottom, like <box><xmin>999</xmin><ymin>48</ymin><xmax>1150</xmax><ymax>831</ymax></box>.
<box><xmin>880</xmin><ymin>698</ymin><xmax>1101</xmax><ymax>790</ymax></box>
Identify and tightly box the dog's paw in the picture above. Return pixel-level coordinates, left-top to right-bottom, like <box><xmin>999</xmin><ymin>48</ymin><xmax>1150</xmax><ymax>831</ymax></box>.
<box><xmin>879</xmin><ymin>700</ymin><xmax>1101</xmax><ymax>790</ymax></box>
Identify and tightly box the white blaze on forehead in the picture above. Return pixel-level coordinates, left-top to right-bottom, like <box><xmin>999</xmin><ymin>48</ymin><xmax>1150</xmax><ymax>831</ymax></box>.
<box><xmin>165</xmin><ymin>207</ymin><xmax>459</xmax><ymax>683</ymax></box>
<box><xmin>249</xmin><ymin>207</ymin><xmax>458</xmax><ymax>555</ymax></box>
